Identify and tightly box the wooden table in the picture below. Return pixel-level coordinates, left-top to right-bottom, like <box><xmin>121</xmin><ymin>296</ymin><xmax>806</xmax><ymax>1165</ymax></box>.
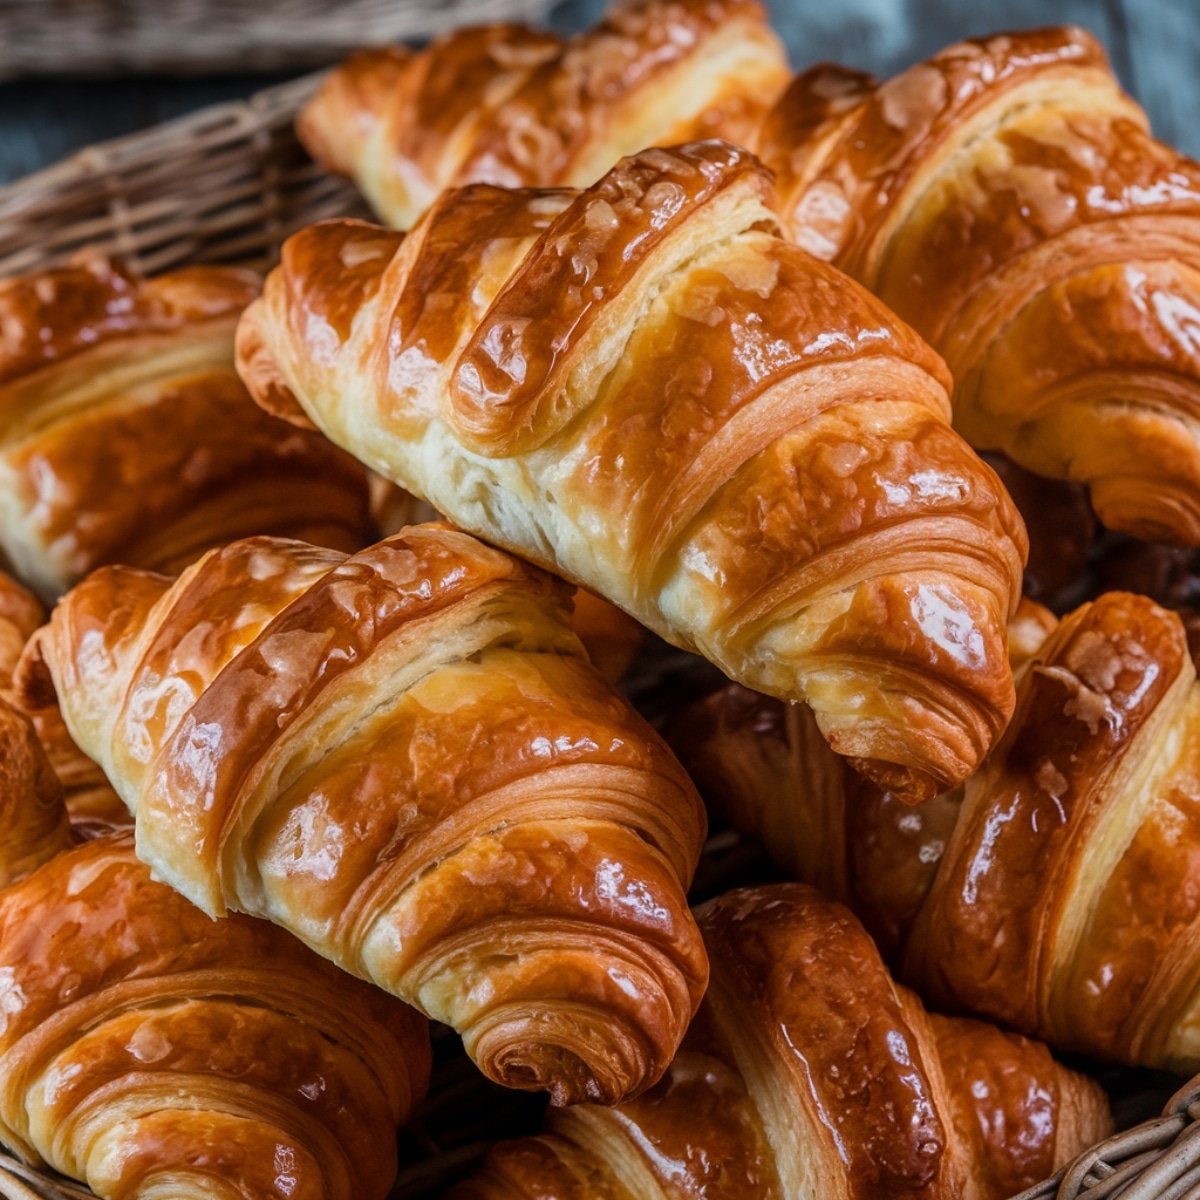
<box><xmin>0</xmin><ymin>0</ymin><xmax>1195</xmax><ymax>185</ymax></box>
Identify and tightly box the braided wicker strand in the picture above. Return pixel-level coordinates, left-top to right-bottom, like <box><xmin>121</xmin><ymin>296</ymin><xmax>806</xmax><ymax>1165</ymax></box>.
<box><xmin>0</xmin><ymin>0</ymin><xmax>553</xmax><ymax>76</ymax></box>
<box><xmin>1012</xmin><ymin>1078</ymin><xmax>1200</xmax><ymax>1200</ymax></box>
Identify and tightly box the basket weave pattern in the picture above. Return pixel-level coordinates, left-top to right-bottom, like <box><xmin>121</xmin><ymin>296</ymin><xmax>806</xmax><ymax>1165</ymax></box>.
<box><xmin>0</xmin><ymin>53</ymin><xmax>1192</xmax><ymax>1200</ymax></box>
<box><xmin>1014</xmin><ymin>1078</ymin><xmax>1200</xmax><ymax>1200</ymax></box>
<box><xmin>0</xmin><ymin>0</ymin><xmax>552</xmax><ymax>76</ymax></box>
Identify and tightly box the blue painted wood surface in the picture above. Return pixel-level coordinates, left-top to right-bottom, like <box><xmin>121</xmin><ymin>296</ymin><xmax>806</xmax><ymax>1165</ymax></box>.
<box><xmin>0</xmin><ymin>0</ymin><xmax>1196</xmax><ymax>185</ymax></box>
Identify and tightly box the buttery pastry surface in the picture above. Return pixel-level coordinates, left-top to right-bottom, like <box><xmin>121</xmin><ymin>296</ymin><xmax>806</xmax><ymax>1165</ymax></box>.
<box><xmin>20</xmin><ymin>523</ymin><xmax>709</xmax><ymax>1107</ymax></box>
<box><xmin>449</xmin><ymin>884</ymin><xmax>1110</xmax><ymax>1200</ymax></box>
<box><xmin>0</xmin><ymin>569</ymin><xmax>123</xmax><ymax>828</ymax></box>
<box><xmin>0</xmin><ymin>831</ymin><xmax>430</xmax><ymax>1200</ymax></box>
<box><xmin>759</xmin><ymin>26</ymin><xmax>1200</xmax><ymax>545</ymax></box>
<box><xmin>680</xmin><ymin>591</ymin><xmax>1200</xmax><ymax>1072</ymax></box>
<box><xmin>673</xmin><ymin>597</ymin><xmax>1056</xmax><ymax>959</ymax></box>
<box><xmin>298</xmin><ymin>0</ymin><xmax>791</xmax><ymax>229</ymax></box>
<box><xmin>0</xmin><ymin>255</ymin><xmax>372</xmax><ymax>599</ymax></box>
<box><xmin>236</xmin><ymin>140</ymin><xmax>1027</xmax><ymax>804</ymax></box>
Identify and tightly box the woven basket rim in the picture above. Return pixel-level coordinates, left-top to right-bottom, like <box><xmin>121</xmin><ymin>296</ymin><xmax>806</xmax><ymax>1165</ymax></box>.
<box><xmin>0</xmin><ymin>0</ymin><xmax>555</xmax><ymax>77</ymax></box>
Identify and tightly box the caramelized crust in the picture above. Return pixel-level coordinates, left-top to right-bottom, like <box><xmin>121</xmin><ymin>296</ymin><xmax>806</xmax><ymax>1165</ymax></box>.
<box><xmin>672</xmin><ymin>598</ymin><xmax>1056</xmax><ymax>960</ymax></box>
<box><xmin>21</xmin><ymin>524</ymin><xmax>709</xmax><ymax>1107</ymax></box>
<box><xmin>450</xmin><ymin>885</ymin><xmax>1109</xmax><ymax>1200</ymax></box>
<box><xmin>759</xmin><ymin>26</ymin><xmax>1200</xmax><ymax>544</ymax></box>
<box><xmin>0</xmin><ymin>570</ymin><xmax>124</xmax><ymax>829</ymax></box>
<box><xmin>0</xmin><ymin>698</ymin><xmax>70</xmax><ymax>888</ymax></box>
<box><xmin>680</xmin><ymin>590</ymin><xmax>1200</xmax><ymax>1072</ymax></box>
<box><xmin>909</xmin><ymin>592</ymin><xmax>1200</xmax><ymax>1069</ymax></box>
<box><xmin>0</xmin><ymin>255</ymin><xmax>372</xmax><ymax>599</ymax></box>
<box><xmin>237</xmin><ymin>141</ymin><xmax>1027</xmax><ymax>803</ymax></box>
<box><xmin>0</xmin><ymin>832</ymin><xmax>430</xmax><ymax>1200</ymax></box>
<box><xmin>297</xmin><ymin>0</ymin><xmax>791</xmax><ymax>229</ymax></box>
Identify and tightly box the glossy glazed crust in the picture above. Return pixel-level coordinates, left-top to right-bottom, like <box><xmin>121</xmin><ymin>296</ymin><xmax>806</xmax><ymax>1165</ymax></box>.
<box><xmin>0</xmin><ymin>571</ymin><xmax>125</xmax><ymax>830</ymax></box>
<box><xmin>297</xmin><ymin>0</ymin><xmax>791</xmax><ymax>230</ymax></box>
<box><xmin>908</xmin><ymin>591</ymin><xmax>1200</xmax><ymax>1070</ymax></box>
<box><xmin>759</xmin><ymin>26</ymin><xmax>1200</xmax><ymax>544</ymax></box>
<box><xmin>0</xmin><ymin>832</ymin><xmax>430</xmax><ymax>1200</ymax></box>
<box><xmin>0</xmin><ymin>256</ymin><xmax>373</xmax><ymax>600</ymax></box>
<box><xmin>20</xmin><ymin>524</ymin><xmax>709</xmax><ymax>1107</ymax></box>
<box><xmin>671</xmin><ymin>598</ymin><xmax>1056</xmax><ymax>960</ymax></box>
<box><xmin>0</xmin><ymin>698</ymin><xmax>70</xmax><ymax>888</ymax></box>
<box><xmin>450</xmin><ymin>885</ymin><xmax>1110</xmax><ymax>1200</ymax></box>
<box><xmin>237</xmin><ymin>141</ymin><xmax>1026</xmax><ymax>803</ymax></box>
<box><xmin>680</xmin><ymin>592</ymin><xmax>1200</xmax><ymax>1071</ymax></box>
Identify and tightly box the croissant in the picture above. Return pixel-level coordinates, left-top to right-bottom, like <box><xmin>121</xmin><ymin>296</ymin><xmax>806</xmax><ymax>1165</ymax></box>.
<box><xmin>297</xmin><ymin>0</ymin><xmax>790</xmax><ymax>230</ymax></box>
<box><xmin>0</xmin><ymin>570</ymin><xmax>124</xmax><ymax>829</ymax></box>
<box><xmin>236</xmin><ymin>140</ymin><xmax>1027</xmax><ymax>803</ymax></box>
<box><xmin>680</xmin><ymin>591</ymin><xmax>1200</xmax><ymax>1072</ymax></box>
<box><xmin>673</xmin><ymin>598</ymin><xmax>1056</xmax><ymax>960</ymax></box>
<box><xmin>450</xmin><ymin>883</ymin><xmax>1110</xmax><ymax>1200</ymax></box>
<box><xmin>0</xmin><ymin>821</ymin><xmax>430</xmax><ymax>1198</ymax></box>
<box><xmin>19</xmin><ymin>524</ymin><xmax>709</xmax><ymax>1107</ymax></box>
<box><xmin>0</xmin><ymin>254</ymin><xmax>373</xmax><ymax>600</ymax></box>
<box><xmin>758</xmin><ymin>26</ymin><xmax>1200</xmax><ymax>546</ymax></box>
<box><xmin>907</xmin><ymin>590</ymin><xmax>1200</xmax><ymax>1070</ymax></box>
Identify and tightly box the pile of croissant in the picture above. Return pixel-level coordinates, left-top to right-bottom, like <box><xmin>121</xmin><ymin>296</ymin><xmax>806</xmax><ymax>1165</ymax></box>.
<box><xmin>4</xmin><ymin>0</ymin><xmax>1200</xmax><ymax>1196</ymax></box>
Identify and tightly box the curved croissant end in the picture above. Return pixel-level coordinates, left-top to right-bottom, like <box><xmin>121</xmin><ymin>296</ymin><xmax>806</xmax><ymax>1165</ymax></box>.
<box><xmin>237</xmin><ymin>141</ymin><xmax>1027</xmax><ymax>803</ymax></box>
<box><xmin>907</xmin><ymin>591</ymin><xmax>1200</xmax><ymax>1071</ymax></box>
<box><xmin>760</xmin><ymin>27</ymin><xmax>1200</xmax><ymax>545</ymax></box>
<box><xmin>0</xmin><ymin>256</ymin><xmax>373</xmax><ymax>600</ymax></box>
<box><xmin>0</xmin><ymin>570</ymin><xmax>126</xmax><ymax>832</ymax></box>
<box><xmin>0</xmin><ymin>700</ymin><xmax>71</xmax><ymax>888</ymax></box>
<box><xmin>0</xmin><ymin>832</ymin><xmax>430</xmax><ymax>1200</ymax></box>
<box><xmin>24</xmin><ymin>525</ymin><xmax>709</xmax><ymax>1106</ymax></box>
<box><xmin>671</xmin><ymin>598</ymin><xmax>1057</xmax><ymax>960</ymax></box>
<box><xmin>450</xmin><ymin>884</ymin><xmax>1110</xmax><ymax>1200</ymax></box>
<box><xmin>297</xmin><ymin>0</ymin><xmax>791</xmax><ymax>230</ymax></box>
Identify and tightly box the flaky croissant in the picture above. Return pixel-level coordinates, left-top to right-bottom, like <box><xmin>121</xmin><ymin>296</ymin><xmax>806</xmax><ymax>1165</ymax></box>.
<box><xmin>0</xmin><ymin>255</ymin><xmax>373</xmax><ymax>600</ymax></box>
<box><xmin>908</xmin><ymin>591</ymin><xmax>1200</xmax><ymax>1070</ymax></box>
<box><xmin>297</xmin><ymin>0</ymin><xmax>790</xmax><ymax>230</ymax></box>
<box><xmin>20</xmin><ymin>524</ymin><xmax>709</xmax><ymax>1107</ymax></box>
<box><xmin>451</xmin><ymin>884</ymin><xmax>1110</xmax><ymax>1200</ymax></box>
<box><xmin>758</xmin><ymin>26</ymin><xmax>1200</xmax><ymax>545</ymax></box>
<box><xmin>673</xmin><ymin>598</ymin><xmax>1056</xmax><ymax>960</ymax></box>
<box><xmin>0</xmin><ymin>570</ymin><xmax>123</xmax><ymax>829</ymax></box>
<box><xmin>236</xmin><ymin>140</ymin><xmax>1027</xmax><ymax>804</ymax></box>
<box><xmin>681</xmin><ymin>591</ymin><xmax>1200</xmax><ymax>1072</ymax></box>
<box><xmin>0</xmin><ymin>827</ymin><xmax>430</xmax><ymax>1199</ymax></box>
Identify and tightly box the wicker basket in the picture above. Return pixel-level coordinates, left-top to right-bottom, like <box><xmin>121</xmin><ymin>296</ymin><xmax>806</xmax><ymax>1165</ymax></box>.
<box><xmin>0</xmin><ymin>59</ymin><xmax>1189</xmax><ymax>1200</ymax></box>
<box><xmin>0</xmin><ymin>0</ymin><xmax>554</xmax><ymax>77</ymax></box>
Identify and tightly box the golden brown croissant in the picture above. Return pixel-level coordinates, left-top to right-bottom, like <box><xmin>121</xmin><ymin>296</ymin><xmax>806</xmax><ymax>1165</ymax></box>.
<box><xmin>0</xmin><ymin>255</ymin><xmax>373</xmax><ymax>600</ymax></box>
<box><xmin>0</xmin><ymin>570</ymin><xmax>124</xmax><ymax>830</ymax></box>
<box><xmin>680</xmin><ymin>591</ymin><xmax>1200</xmax><ymax>1072</ymax></box>
<box><xmin>450</xmin><ymin>883</ymin><xmax>1110</xmax><ymax>1200</ymax></box>
<box><xmin>236</xmin><ymin>140</ymin><xmax>1028</xmax><ymax>804</ymax></box>
<box><xmin>297</xmin><ymin>0</ymin><xmax>790</xmax><ymax>230</ymax></box>
<box><xmin>673</xmin><ymin>598</ymin><xmax>1056</xmax><ymax>960</ymax></box>
<box><xmin>758</xmin><ymin>26</ymin><xmax>1200</xmax><ymax>545</ymax></box>
<box><xmin>20</xmin><ymin>524</ymin><xmax>709</xmax><ymax>1107</ymax></box>
<box><xmin>907</xmin><ymin>590</ymin><xmax>1200</xmax><ymax>1070</ymax></box>
<box><xmin>0</xmin><ymin>827</ymin><xmax>430</xmax><ymax>1199</ymax></box>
